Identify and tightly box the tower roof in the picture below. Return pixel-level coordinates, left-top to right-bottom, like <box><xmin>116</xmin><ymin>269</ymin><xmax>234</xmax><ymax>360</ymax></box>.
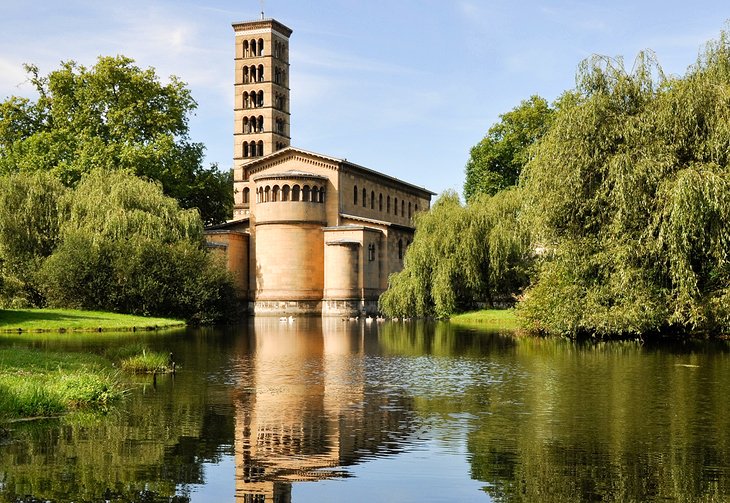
<box><xmin>232</xmin><ymin>18</ymin><xmax>293</xmax><ymax>37</ymax></box>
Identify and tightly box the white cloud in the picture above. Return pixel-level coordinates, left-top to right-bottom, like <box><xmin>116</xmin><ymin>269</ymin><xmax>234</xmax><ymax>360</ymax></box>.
<box><xmin>0</xmin><ymin>57</ymin><xmax>31</xmax><ymax>97</ymax></box>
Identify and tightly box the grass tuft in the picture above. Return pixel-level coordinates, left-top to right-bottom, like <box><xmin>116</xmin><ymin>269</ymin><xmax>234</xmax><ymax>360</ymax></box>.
<box><xmin>0</xmin><ymin>348</ymin><xmax>123</xmax><ymax>419</ymax></box>
<box><xmin>120</xmin><ymin>349</ymin><xmax>172</xmax><ymax>374</ymax></box>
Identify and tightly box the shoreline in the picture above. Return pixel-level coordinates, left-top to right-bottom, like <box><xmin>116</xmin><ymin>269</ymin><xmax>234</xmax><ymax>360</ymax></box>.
<box><xmin>0</xmin><ymin>308</ymin><xmax>185</xmax><ymax>334</ymax></box>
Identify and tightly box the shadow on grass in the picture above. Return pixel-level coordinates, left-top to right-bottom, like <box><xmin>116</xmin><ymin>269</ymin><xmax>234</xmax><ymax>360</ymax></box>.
<box><xmin>0</xmin><ymin>310</ymin><xmax>115</xmax><ymax>328</ymax></box>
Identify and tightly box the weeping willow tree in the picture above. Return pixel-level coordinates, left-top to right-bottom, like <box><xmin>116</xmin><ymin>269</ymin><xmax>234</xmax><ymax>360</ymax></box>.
<box><xmin>518</xmin><ymin>31</ymin><xmax>730</xmax><ymax>337</ymax></box>
<box><xmin>0</xmin><ymin>172</ymin><xmax>67</xmax><ymax>306</ymax></box>
<box><xmin>379</xmin><ymin>189</ymin><xmax>532</xmax><ymax>318</ymax></box>
<box><xmin>37</xmin><ymin>170</ymin><xmax>236</xmax><ymax>322</ymax></box>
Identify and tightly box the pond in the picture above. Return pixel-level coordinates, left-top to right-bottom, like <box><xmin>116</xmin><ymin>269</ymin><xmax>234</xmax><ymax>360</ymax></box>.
<box><xmin>1</xmin><ymin>318</ymin><xmax>729</xmax><ymax>502</ymax></box>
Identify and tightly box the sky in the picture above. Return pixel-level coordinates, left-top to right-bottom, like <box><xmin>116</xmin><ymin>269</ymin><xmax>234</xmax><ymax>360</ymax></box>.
<box><xmin>1</xmin><ymin>1</ymin><xmax>729</xmax><ymax>198</ymax></box>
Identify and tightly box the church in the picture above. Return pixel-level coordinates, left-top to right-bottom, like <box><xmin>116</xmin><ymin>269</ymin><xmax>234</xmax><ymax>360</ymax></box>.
<box><xmin>205</xmin><ymin>17</ymin><xmax>434</xmax><ymax>317</ymax></box>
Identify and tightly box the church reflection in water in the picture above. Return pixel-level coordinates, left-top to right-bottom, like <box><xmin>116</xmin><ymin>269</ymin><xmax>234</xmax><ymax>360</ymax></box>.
<box><xmin>233</xmin><ymin>317</ymin><xmax>415</xmax><ymax>502</ymax></box>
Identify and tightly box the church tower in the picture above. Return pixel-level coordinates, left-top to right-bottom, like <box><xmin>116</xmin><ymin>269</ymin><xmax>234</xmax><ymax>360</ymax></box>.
<box><xmin>232</xmin><ymin>17</ymin><xmax>292</xmax><ymax>218</ymax></box>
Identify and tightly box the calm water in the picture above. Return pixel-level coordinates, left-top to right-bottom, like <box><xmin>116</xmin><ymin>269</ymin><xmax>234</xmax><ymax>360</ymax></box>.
<box><xmin>1</xmin><ymin>318</ymin><xmax>730</xmax><ymax>502</ymax></box>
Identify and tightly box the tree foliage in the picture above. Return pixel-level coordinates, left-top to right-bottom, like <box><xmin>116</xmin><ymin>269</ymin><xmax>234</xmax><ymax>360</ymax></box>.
<box><xmin>0</xmin><ymin>56</ymin><xmax>231</xmax><ymax>224</ymax></box>
<box><xmin>518</xmin><ymin>35</ymin><xmax>730</xmax><ymax>337</ymax></box>
<box><xmin>463</xmin><ymin>95</ymin><xmax>553</xmax><ymax>202</ymax></box>
<box><xmin>37</xmin><ymin>170</ymin><xmax>236</xmax><ymax>323</ymax></box>
<box><xmin>0</xmin><ymin>172</ymin><xmax>67</xmax><ymax>306</ymax></box>
<box><xmin>0</xmin><ymin>170</ymin><xmax>236</xmax><ymax>322</ymax></box>
<box><xmin>379</xmin><ymin>189</ymin><xmax>532</xmax><ymax>318</ymax></box>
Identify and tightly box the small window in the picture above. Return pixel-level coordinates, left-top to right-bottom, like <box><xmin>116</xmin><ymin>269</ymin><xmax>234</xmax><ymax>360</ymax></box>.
<box><xmin>394</xmin><ymin>198</ymin><xmax>398</xmax><ymax>216</ymax></box>
<box><xmin>379</xmin><ymin>193</ymin><xmax>383</xmax><ymax>211</ymax></box>
<box><xmin>371</xmin><ymin>191</ymin><xmax>375</xmax><ymax>210</ymax></box>
<box><xmin>362</xmin><ymin>188</ymin><xmax>367</xmax><ymax>208</ymax></box>
<box><xmin>354</xmin><ymin>185</ymin><xmax>358</xmax><ymax>205</ymax></box>
<box><xmin>368</xmin><ymin>243</ymin><xmax>376</xmax><ymax>262</ymax></box>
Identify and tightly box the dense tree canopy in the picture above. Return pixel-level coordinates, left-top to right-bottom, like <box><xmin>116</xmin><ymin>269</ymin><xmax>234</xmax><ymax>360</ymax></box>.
<box><xmin>463</xmin><ymin>95</ymin><xmax>553</xmax><ymax>202</ymax></box>
<box><xmin>0</xmin><ymin>172</ymin><xmax>66</xmax><ymax>306</ymax></box>
<box><xmin>0</xmin><ymin>170</ymin><xmax>237</xmax><ymax>323</ymax></box>
<box><xmin>0</xmin><ymin>56</ymin><xmax>232</xmax><ymax>225</ymax></box>
<box><xmin>379</xmin><ymin>189</ymin><xmax>532</xmax><ymax>318</ymax></box>
<box><xmin>518</xmin><ymin>38</ymin><xmax>730</xmax><ymax>336</ymax></box>
<box><xmin>384</xmin><ymin>28</ymin><xmax>730</xmax><ymax>338</ymax></box>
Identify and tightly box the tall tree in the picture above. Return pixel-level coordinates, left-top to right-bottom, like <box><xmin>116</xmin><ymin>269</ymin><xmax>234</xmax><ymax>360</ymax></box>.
<box><xmin>464</xmin><ymin>95</ymin><xmax>553</xmax><ymax>202</ymax></box>
<box><xmin>39</xmin><ymin>170</ymin><xmax>237</xmax><ymax>322</ymax></box>
<box><xmin>379</xmin><ymin>189</ymin><xmax>532</xmax><ymax>318</ymax></box>
<box><xmin>519</xmin><ymin>38</ymin><xmax>730</xmax><ymax>337</ymax></box>
<box><xmin>0</xmin><ymin>172</ymin><xmax>66</xmax><ymax>306</ymax></box>
<box><xmin>0</xmin><ymin>56</ymin><xmax>231</xmax><ymax>224</ymax></box>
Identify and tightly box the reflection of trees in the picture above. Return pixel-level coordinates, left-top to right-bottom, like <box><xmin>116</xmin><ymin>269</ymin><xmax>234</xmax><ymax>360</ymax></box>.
<box><xmin>379</xmin><ymin>325</ymin><xmax>730</xmax><ymax>502</ymax></box>
<box><xmin>233</xmin><ymin>317</ymin><xmax>417</xmax><ymax>502</ymax></box>
<box><xmin>0</xmin><ymin>328</ymin><xmax>238</xmax><ymax>503</ymax></box>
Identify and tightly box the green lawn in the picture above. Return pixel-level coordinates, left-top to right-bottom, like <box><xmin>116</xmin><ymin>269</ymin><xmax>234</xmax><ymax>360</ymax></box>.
<box><xmin>0</xmin><ymin>309</ymin><xmax>184</xmax><ymax>333</ymax></box>
<box><xmin>0</xmin><ymin>348</ymin><xmax>123</xmax><ymax>419</ymax></box>
<box><xmin>449</xmin><ymin>309</ymin><xmax>520</xmax><ymax>330</ymax></box>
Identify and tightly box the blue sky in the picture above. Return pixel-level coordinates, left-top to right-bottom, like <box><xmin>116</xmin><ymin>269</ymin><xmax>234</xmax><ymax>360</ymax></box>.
<box><xmin>1</xmin><ymin>1</ymin><xmax>728</xmax><ymax>197</ymax></box>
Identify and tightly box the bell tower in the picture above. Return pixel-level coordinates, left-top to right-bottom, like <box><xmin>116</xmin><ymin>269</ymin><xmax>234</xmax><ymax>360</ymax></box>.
<box><xmin>232</xmin><ymin>17</ymin><xmax>292</xmax><ymax>218</ymax></box>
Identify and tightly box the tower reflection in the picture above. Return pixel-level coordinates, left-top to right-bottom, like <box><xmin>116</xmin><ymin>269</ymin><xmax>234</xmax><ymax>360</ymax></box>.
<box><xmin>234</xmin><ymin>317</ymin><xmax>414</xmax><ymax>502</ymax></box>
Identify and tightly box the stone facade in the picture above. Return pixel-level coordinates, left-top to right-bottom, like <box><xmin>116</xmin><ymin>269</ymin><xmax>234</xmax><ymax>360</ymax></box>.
<box><xmin>204</xmin><ymin>17</ymin><xmax>433</xmax><ymax>317</ymax></box>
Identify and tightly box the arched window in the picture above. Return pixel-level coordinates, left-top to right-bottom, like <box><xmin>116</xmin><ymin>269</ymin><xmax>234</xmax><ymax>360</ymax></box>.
<box><xmin>354</xmin><ymin>185</ymin><xmax>358</xmax><ymax>205</ymax></box>
<box><xmin>319</xmin><ymin>188</ymin><xmax>325</xmax><ymax>203</ymax></box>
<box><xmin>243</xmin><ymin>66</ymin><xmax>249</xmax><ymax>84</ymax></box>
<box><xmin>402</xmin><ymin>200</ymin><xmax>405</xmax><ymax>216</ymax></box>
<box><xmin>387</xmin><ymin>196</ymin><xmax>390</xmax><ymax>213</ymax></box>
<box><xmin>258</xmin><ymin>38</ymin><xmax>264</xmax><ymax>56</ymax></box>
<box><xmin>264</xmin><ymin>186</ymin><xmax>270</xmax><ymax>202</ymax></box>
<box><xmin>398</xmin><ymin>239</ymin><xmax>403</xmax><ymax>259</ymax></box>
<box><xmin>243</xmin><ymin>117</ymin><xmax>249</xmax><ymax>134</ymax></box>
<box><xmin>243</xmin><ymin>187</ymin><xmax>250</xmax><ymax>204</ymax></box>
<box><xmin>243</xmin><ymin>91</ymin><xmax>249</xmax><ymax>108</ymax></box>
<box><xmin>257</xmin><ymin>116</ymin><xmax>264</xmax><ymax>132</ymax></box>
<box><xmin>312</xmin><ymin>186</ymin><xmax>319</xmax><ymax>202</ymax></box>
<box><xmin>282</xmin><ymin>185</ymin><xmax>290</xmax><ymax>201</ymax></box>
<box><xmin>303</xmin><ymin>185</ymin><xmax>311</xmax><ymax>202</ymax></box>
<box><xmin>379</xmin><ymin>193</ymin><xmax>383</xmax><ymax>211</ymax></box>
<box><xmin>408</xmin><ymin>202</ymin><xmax>412</xmax><ymax>218</ymax></box>
<box><xmin>243</xmin><ymin>40</ymin><xmax>249</xmax><ymax>57</ymax></box>
<box><xmin>394</xmin><ymin>198</ymin><xmax>398</xmax><ymax>216</ymax></box>
<box><xmin>250</xmin><ymin>65</ymin><xmax>256</xmax><ymax>81</ymax></box>
<box><xmin>371</xmin><ymin>190</ymin><xmax>375</xmax><ymax>209</ymax></box>
<box><xmin>362</xmin><ymin>188</ymin><xmax>367</xmax><ymax>208</ymax></box>
<box><xmin>292</xmin><ymin>185</ymin><xmax>301</xmax><ymax>201</ymax></box>
<box><xmin>256</xmin><ymin>188</ymin><xmax>260</xmax><ymax>203</ymax></box>
<box><xmin>243</xmin><ymin>141</ymin><xmax>249</xmax><ymax>158</ymax></box>
<box><xmin>251</xmin><ymin>39</ymin><xmax>257</xmax><ymax>56</ymax></box>
<box><xmin>258</xmin><ymin>64</ymin><xmax>264</xmax><ymax>82</ymax></box>
<box><xmin>272</xmin><ymin>185</ymin><xmax>279</xmax><ymax>202</ymax></box>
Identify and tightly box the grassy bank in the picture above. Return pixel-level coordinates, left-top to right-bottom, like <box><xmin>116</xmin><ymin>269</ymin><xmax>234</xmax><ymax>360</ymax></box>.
<box><xmin>449</xmin><ymin>309</ymin><xmax>520</xmax><ymax>330</ymax></box>
<box><xmin>0</xmin><ymin>309</ymin><xmax>184</xmax><ymax>333</ymax></box>
<box><xmin>0</xmin><ymin>348</ymin><xmax>123</xmax><ymax>419</ymax></box>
